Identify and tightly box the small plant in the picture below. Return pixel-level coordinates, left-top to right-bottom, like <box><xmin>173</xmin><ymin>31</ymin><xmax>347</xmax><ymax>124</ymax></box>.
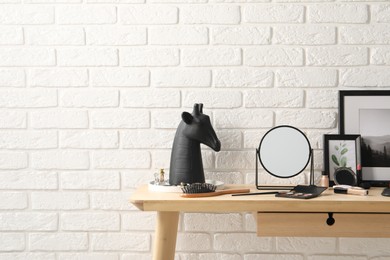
<box><xmin>332</xmin><ymin>141</ymin><xmax>349</xmax><ymax>167</ymax></box>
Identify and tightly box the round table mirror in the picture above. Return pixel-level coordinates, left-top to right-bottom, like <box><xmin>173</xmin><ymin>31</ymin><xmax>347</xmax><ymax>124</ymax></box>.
<box><xmin>258</xmin><ymin>125</ymin><xmax>311</xmax><ymax>179</ymax></box>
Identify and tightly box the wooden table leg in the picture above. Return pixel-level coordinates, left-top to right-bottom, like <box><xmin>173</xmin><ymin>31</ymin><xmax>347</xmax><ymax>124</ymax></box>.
<box><xmin>153</xmin><ymin>211</ymin><xmax>179</xmax><ymax>260</ymax></box>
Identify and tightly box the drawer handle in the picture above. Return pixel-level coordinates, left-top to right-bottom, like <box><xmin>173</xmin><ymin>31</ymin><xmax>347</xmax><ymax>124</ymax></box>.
<box><xmin>326</xmin><ymin>213</ymin><xmax>335</xmax><ymax>226</ymax></box>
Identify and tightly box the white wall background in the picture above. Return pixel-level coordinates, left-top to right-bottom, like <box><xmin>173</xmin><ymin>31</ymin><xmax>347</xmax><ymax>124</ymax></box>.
<box><xmin>1</xmin><ymin>0</ymin><xmax>390</xmax><ymax>259</ymax></box>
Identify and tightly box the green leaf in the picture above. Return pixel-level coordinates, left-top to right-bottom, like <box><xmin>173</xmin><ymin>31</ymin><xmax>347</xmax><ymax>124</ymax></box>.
<box><xmin>335</xmin><ymin>145</ymin><xmax>339</xmax><ymax>151</ymax></box>
<box><xmin>341</xmin><ymin>148</ymin><xmax>348</xmax><ymax>155</ymax></box>
<box><xmin>340</xmin><ymin>156</ymin><xmax>347</xmax><ymax>167</ymax></box>
<box><xmin>332</xmin><ymin>155</ymin><xmax>339</xmax><ymax>166</ymax></box>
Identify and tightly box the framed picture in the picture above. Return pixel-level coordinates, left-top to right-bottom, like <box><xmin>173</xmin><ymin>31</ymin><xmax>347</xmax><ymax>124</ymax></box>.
<box><xmin>324</xmin><ymin>134</ymin><xmax>361</xmax><ymax>186</ymax></box>
<box><xmin>339</xmin><ymin>90</ymin><xmax>390</xmax><ymax>183</ymax></box>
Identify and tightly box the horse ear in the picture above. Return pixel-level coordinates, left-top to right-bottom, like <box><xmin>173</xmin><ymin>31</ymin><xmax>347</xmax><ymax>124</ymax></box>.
<box><xmin>182</xmin><ymin>112</ymin><xmax>193</xmax><ymax>124</ymax></box>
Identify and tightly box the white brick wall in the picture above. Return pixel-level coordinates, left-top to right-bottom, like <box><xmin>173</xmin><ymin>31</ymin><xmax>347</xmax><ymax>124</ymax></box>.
<box><xmin>0</xmin><ymin>1</ymin><xmax>390</xmax><ymax>259</ymax></box>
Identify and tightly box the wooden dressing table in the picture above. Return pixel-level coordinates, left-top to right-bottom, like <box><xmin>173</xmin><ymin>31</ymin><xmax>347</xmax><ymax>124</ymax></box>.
<box><xmin>131</xmin><ymin>185</ymin><xmax>390</xmax><ymax>260</ymax></box>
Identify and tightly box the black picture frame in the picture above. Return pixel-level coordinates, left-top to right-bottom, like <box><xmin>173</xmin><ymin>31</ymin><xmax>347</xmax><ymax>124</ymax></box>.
<box><xmin>323</xmin><ymin>134</ymin><xmax>361</xmax><ymax>187</ymax></box>
<box><xmin>339</xmin><ymin>90</ymin><xmax>390</xmax><ymax>184</ymax></box>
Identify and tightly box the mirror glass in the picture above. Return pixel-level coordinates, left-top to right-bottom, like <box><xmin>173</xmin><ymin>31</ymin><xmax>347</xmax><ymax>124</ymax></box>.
<box><xmin>258</xmin><ymin>125</ymin><xmax>311</xmax><ymax>178</ymax></box>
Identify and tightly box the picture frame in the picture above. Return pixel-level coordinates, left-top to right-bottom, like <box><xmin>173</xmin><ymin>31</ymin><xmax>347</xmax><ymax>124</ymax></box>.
<box><xmin>324</xmin><ymin>134</ymin><xmax>362</xmax><ymax>187</ymax></box>
<box><xmin>339</xmin><ymin>90</ymin><xmax>390</xmax><ymax>184</ymax></box>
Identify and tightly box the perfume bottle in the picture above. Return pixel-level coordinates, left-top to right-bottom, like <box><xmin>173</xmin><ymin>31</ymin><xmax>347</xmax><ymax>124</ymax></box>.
<box><xmin>320</xmin><ymin>171</ymin><xmax>329</xmax><ymax>188</ymax></box>
<box><xmin>159</xmin><ymin>168</ymin><xmax>165</xmax><ymax>184</ymax></box>
<box><xmin>154</xmin><ymin>169</ymin><xmax>166</xmax><ymax>185</ymax></box>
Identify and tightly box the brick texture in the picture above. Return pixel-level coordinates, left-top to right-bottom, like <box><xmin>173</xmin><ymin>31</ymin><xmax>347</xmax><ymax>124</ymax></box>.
<box><xmin>0</xmin><ymin>1</ymin><xmax>389</xmax><ymax>259</ymax></box>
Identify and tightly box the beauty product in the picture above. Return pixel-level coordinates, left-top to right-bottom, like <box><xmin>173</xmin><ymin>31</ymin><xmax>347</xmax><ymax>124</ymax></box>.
<box><xmin>154</xmin><ymin>173</ymin><xmax>159</xmax><ymax>184</ymax></box>
<box><xmin>153</xmin><ymin>169</ymin><xmax>166</xmax><ymax>185</ymax></box>
<box><xmin>159</xmin><ymin>168</ymin><xmax>165</xmax><ymax>184</ymax></box>
<box><xmin>333</xmin><ymin>167</ymin><xmax>357</xmax><ymax>186</ymax></box>
<box><xmin>320</xmin><ymin>171</ymin><xmax>329</xmax><ymax>187</ymax></box>
<box><xmin>333</xmin><ymin>185</ymin><xmax>368</xmax><ymax>196</ymax></box>
<box><xmin>275</xmin><ymin>191</ymin><xmax>318</xmax><ymax>200</ymax></box>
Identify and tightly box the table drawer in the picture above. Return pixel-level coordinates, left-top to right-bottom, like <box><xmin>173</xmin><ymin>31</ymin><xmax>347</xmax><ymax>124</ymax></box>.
<box><xmin>256</xmin><ymin>212</ymin><xmax>390</xmax><ymax>237</ymax></box>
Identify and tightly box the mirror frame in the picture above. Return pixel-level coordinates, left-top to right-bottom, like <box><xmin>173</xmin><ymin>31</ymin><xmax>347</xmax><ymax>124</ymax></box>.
<box><xmin>256</xmin><ymin>125</ymin><xmax>312</xmax><ymax>190</ymax></box>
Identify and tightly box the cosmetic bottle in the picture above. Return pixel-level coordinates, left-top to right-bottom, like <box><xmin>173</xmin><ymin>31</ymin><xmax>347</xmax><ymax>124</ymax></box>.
<box><xmin>320</xmin><ymin>171</ymin><xmax>329</xmax><ymax>188</ymax></box>
<box><xmin>159</xmin><ymin>169</ymin><xmax>165</xmax><ymax>184</ymax></box>
<box><xmin>154</xmin><ymin>168</ymin><xmax>165</xmax><ymax>185</ymax></box>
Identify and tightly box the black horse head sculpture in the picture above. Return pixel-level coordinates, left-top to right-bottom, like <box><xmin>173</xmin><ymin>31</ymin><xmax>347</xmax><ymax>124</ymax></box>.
<box><xmin>169</xmin><ymin>104</ymin><xmax>221</xmax><ymax>185</ymax></box>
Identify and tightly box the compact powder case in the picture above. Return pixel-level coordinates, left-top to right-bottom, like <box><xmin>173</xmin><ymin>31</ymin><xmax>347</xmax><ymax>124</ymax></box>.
<box><xmin>333</xmin><ymin>167</ymin><xmax>357</xmax><ymax>186</ymax></box>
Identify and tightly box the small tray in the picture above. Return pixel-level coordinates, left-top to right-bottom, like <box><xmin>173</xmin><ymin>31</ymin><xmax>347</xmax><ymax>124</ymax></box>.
<box><xmin>148</xmin><ymin>180</ymin><xmax>225</xmax><ymax>193</ymax></box>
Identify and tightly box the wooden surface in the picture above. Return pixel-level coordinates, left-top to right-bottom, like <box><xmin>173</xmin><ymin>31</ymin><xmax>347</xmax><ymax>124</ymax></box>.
<box><xmin>130</xmin><ymin>184</ymin><xmax>390</xmax><ymax>259</ymax></box>
<box><xmin>131</xmin><ymin>184</ymin><xmax>390</xmax><ymax>213</ymax></box>
<box><xmin>257</xmin><ymin>212</ymin><xmax>390</xmax><ymax>237</ymax></box>
<box><xmin>153</xmin><ymin>212</ymin><xmax>179</xmax><ymax>260</ymax></box>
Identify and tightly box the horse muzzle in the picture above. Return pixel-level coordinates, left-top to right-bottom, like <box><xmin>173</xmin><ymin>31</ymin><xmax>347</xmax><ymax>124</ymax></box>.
<box><xmin>212</xmin><ymin>139</ymin><xmax>221</xmax><ymax>152</ymax></box>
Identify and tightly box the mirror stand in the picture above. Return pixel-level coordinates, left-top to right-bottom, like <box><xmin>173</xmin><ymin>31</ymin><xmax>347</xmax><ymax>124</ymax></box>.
<box><xmin>255</xmin><ymin>148</ymin><xmax>295</xmax><ymax>190</ymax></box>
<box><xmin>309</xmin><ymin>148</ymin><xmax>314</xmax><ymax>186</ymax></box>
<box><xmin>255</xmin><ymin>148</ymin><xmax>316</xmax><ymax>190</ymax></box>
<box><xmin>254</xmin><ymin>125</ymin><xmax>327</xmax><ymax>197</ymax></box>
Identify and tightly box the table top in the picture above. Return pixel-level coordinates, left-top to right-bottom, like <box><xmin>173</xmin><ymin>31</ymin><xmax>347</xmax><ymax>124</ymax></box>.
<box><xmin>131</xmin><ymin>185</ymin><xmax>390</xmax><ymax>213</ymax></box>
